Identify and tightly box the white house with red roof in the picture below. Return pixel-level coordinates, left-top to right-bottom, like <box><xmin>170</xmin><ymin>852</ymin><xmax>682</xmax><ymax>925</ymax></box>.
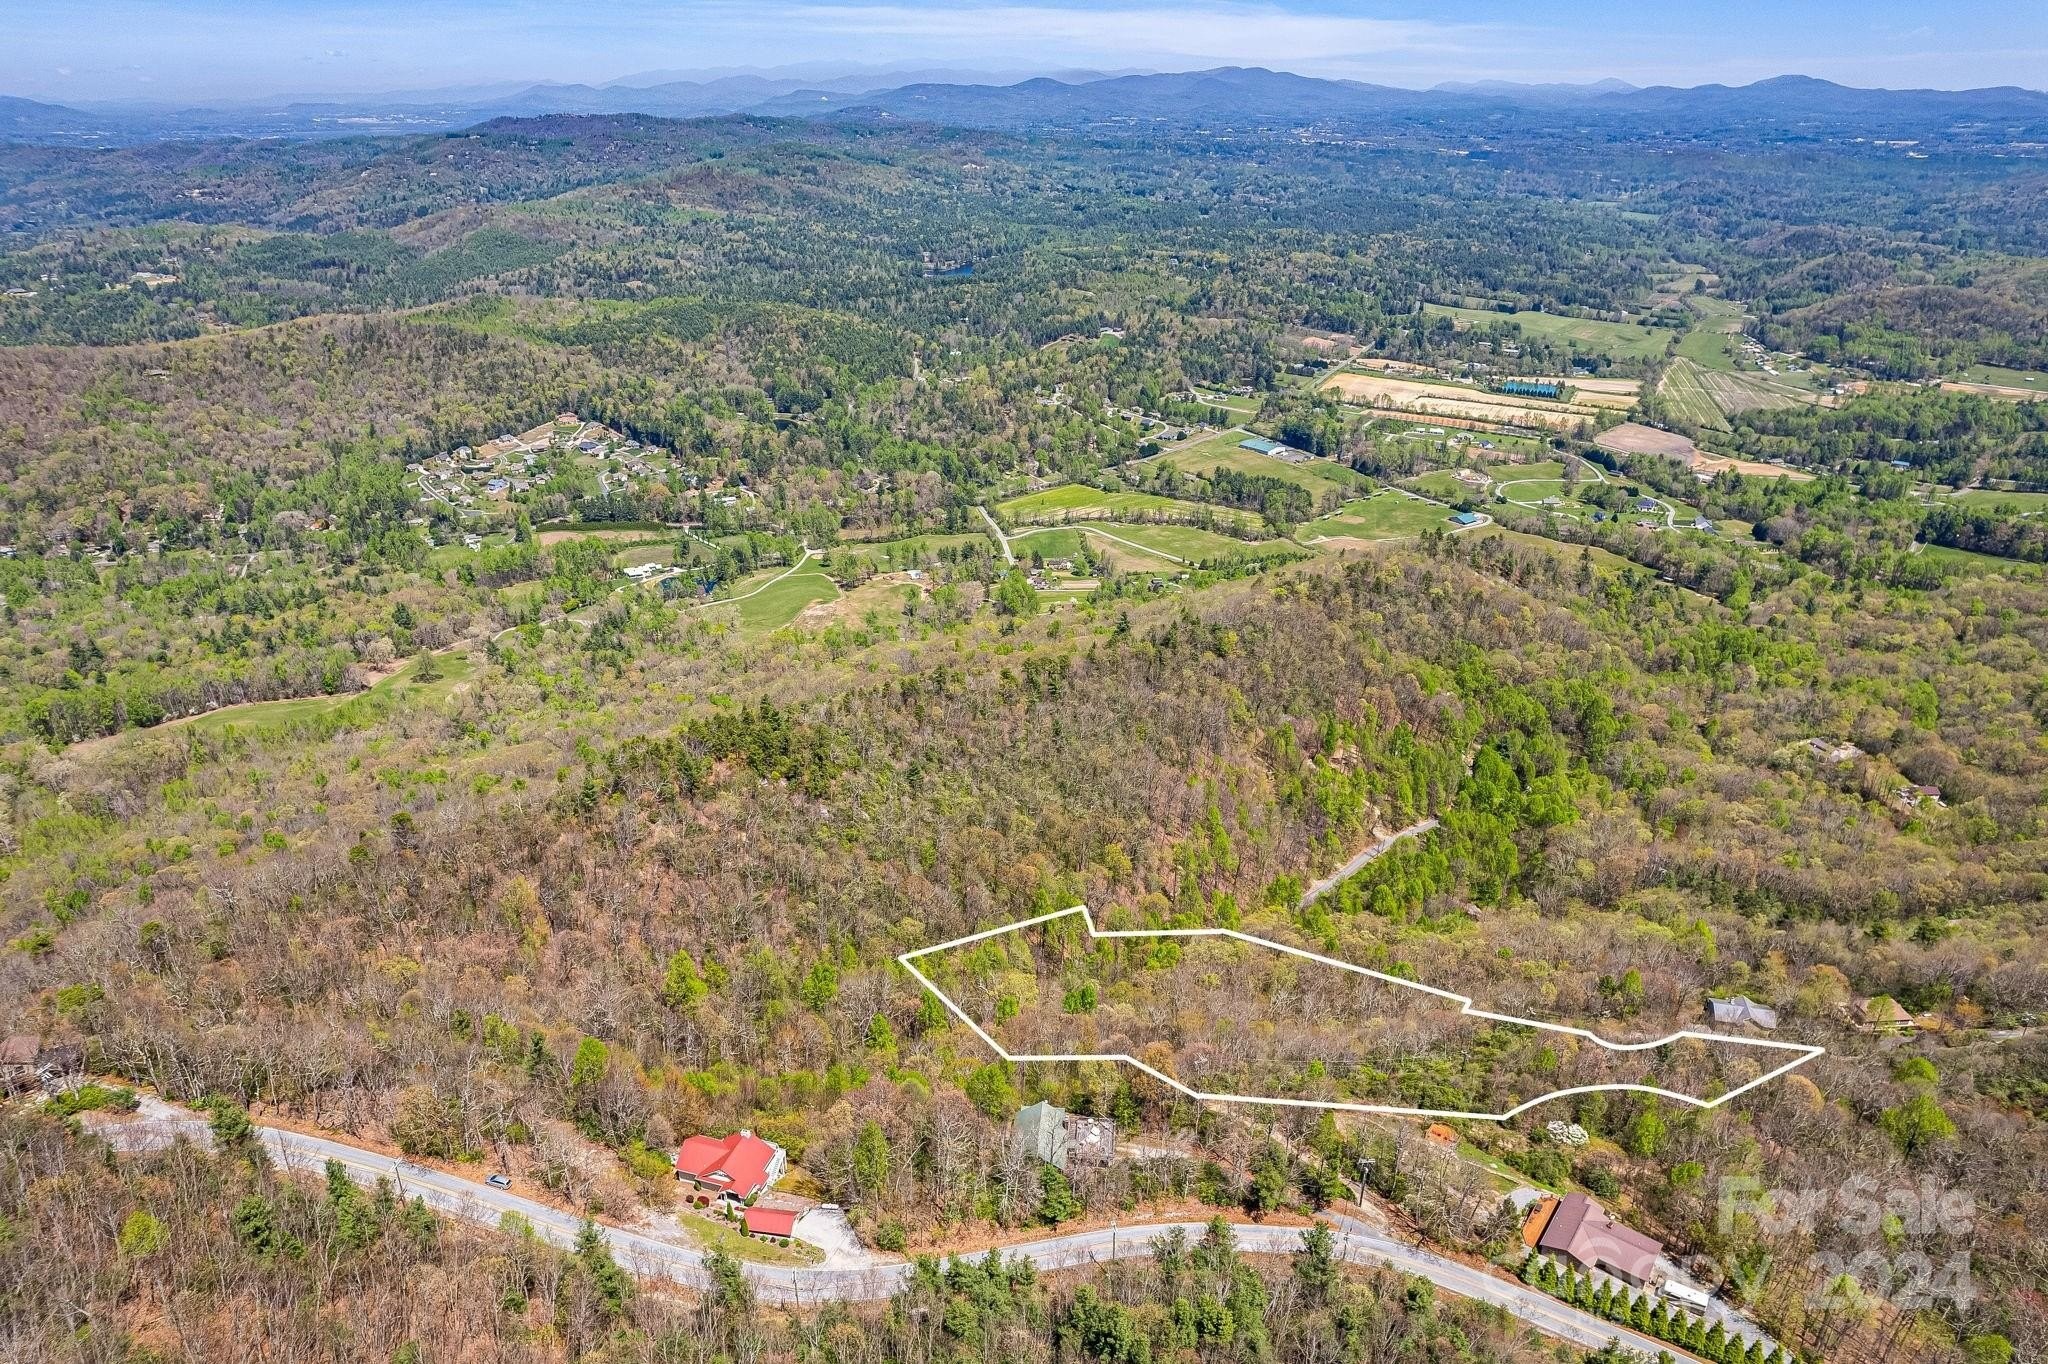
<box><xmin>676</xmin><ymin>1130</ymin><xmax>786</xmax><ymax>1206</ymax></box>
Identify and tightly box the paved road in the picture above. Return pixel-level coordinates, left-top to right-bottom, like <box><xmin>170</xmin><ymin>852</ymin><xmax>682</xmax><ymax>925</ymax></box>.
<box><xmin>975</xmin><ymin>504</ymin><xmax>1015</xmax><ymax>564</ymax></box>
<box><xmin>1298</xmin><ymin>818</ymin><xmax>1440</xmax><ymax>909</ymax></box>
<box><xmin>93</xmin><ymin>1098</ymin><xmax>1685</xmax><ymax>1351</ymax></box>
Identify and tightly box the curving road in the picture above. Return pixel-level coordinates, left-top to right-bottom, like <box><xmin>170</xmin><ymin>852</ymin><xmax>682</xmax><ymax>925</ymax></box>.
<box><xmin>95</xmin><ymin>1097</ymin><xmax>1681</xmax><ymax>1353</ymax></box>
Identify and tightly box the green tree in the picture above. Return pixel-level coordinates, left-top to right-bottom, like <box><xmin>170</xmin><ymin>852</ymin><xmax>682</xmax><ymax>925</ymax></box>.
<box><xmin>660</xmin><ymin>949</ymin><xmax>707</xmax><ymax>1010</ymax></box>
<box><xmin>852</xmin><ymin>1120</ymin><xmax>892</xmax><ymax>1197</ymax></box>
<box><xmin>1878</xmin><ymin>1092</ymin><xmax>1957</xmax><ymax>1156</ymax></box>
<box><xmin>1294</xmin><ymin>1221</ymin><xmax>1339</xmax><ymax>1304</ymax></box>
<box><xmin>1039</xmin><ymin>1164</ymin><xmax>1082</xmax><ymax>1225</ymax></box>
<box><xmin>118</xmin><ymin>1210</ymin><xmax>168</xmax><ymax>1257</ymax></box>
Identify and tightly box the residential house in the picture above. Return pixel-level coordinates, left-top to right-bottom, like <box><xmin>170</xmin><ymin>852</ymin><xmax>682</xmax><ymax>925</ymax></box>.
<box><xmin>1533</xmin><ymin>1193</ymin><xmax>1663</xmax><ymax>1287</ymax></box>
<box><xmin>1853</xmin><ymin>997</ymin><xmax>1917</xmax><ymax>1036</ymax></box>
<box><xmin>1707</xmin><ymin>996</ymin><xmax>1780</xmax><ymax>1030</ymax></box>
<box><xmin>676</xmin><ymin>1131</ymin><xmax>786</xmax><ymax>1206</ymax></box>
<box><xmin>1803</xmin><ymin>738</ymin><xmax>1864</xmax><ymax>764</ymax></box>
<box><xmin>1449</xmin><ymin>511</ymin><xmax>1484</xmax><ymax>527</ymax></box>
<box><xmin>1012</xmin><ymin>1100</ymin><xmax>1117</xmax><ymax>1171</ymax></box>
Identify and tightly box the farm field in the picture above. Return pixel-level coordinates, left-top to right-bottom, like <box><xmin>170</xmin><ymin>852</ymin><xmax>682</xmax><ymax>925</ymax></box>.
<box><xmin>1423</xmin><ymin>302</ymin><xmax>1672</xmax><ymax>361</ymax></box>
<box><xmin>1657</xmin><ymin>357</ymin><xmax>1733</xmax><ymax>430</ymax></box>
<box><xmin>1320</xmin><ymin>370</ymin><xmax>1603</xmax><ymax>431</ymax></box>
<box><xmin>1300</xmin><ymin>492</ymin><xmax>1462</xmax><ymax>543</ymax></box>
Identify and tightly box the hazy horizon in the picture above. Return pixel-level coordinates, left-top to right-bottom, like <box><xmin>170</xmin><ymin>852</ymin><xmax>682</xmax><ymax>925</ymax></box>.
<box><xmin>9</xmin><ymin>0</ymin><xmax>2047</xmax><ymax>106</ymax></box>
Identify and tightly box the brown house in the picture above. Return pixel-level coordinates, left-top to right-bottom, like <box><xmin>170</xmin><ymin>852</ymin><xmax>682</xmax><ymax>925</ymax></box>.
<box><xmin>1535</xmin><ymin>1193</ymin><xmax>1663</xmax><ymax>1288</ymax></box>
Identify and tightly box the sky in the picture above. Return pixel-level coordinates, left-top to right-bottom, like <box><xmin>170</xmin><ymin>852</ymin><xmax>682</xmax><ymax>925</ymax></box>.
<box><xmin>9</xmin><ymin>0</ymin><xmax>2047</xmax><ymax>105</ymax></box>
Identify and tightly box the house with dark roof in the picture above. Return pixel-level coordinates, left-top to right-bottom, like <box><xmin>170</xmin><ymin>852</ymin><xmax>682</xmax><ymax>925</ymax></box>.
<box><xmin>1534</xmin><ymin>1193</ymin><xmax>1663</xmax><ymax>1287</ymax></box>
<box><xmin>1707</xmin><ymin>996</ymin><xmax>1780</xmax><ymax>1030</ymax></box>
<box><xmin>675</xmin><ymin>1131</ymin><xmax>786</xmax><ymax>1205</ymax></box>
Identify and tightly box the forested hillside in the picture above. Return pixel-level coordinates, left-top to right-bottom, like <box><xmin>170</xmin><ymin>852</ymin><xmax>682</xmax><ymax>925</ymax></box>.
<box><xmin>2</xmin><ymin>96</ymin><xmax>2045</xmax><ymax>1364</ymax></box>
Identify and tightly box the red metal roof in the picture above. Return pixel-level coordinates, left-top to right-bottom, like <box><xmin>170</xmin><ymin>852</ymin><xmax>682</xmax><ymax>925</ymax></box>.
<box><xmin>676</xmin><ymin>1131</ymin><xmax>778</xmax><ymax>1198</ymax></box>
<box><xmin>742</xmin><ymin>1206</ymin><xmax>799</xmax><ymax>1237</ymax></box>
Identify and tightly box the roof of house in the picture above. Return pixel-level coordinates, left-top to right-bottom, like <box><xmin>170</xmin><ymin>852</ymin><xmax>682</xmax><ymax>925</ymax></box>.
<box><xmin>742</xmin><ymin>1206</ymin><xmax>799</xmax><ymax>1237</ymax></box>
<box><xmin>0</xmin><ymin>1036</ymin><xmax>38</xmax><ymax>1066</ymax></box>
<box><xmin>1450</xmin><ymin>511</ymin><xmax>1483</xmax><ymax>526</ymax></box>
<box><xmin>1014</xmin><ymin>1100</ymin><xmax>1070</xmax><ymax>1165</ymax></box>
<box><xmin>676</xmin><ymin>1131</ymin><xmax>779</xmax><ymax>1195</ymax></box>
<box><xmin>1864</xmin><ymin>996</ymin><xmax>1913</xmax><ymax>1025</ymax></box>
<box><xmin>1708</xmin><ymin>995</ymin><xmax>1780</xmax><ymax>1030</ymax></box>
<box><xmin>1239</xmin><ymin>437</ymin><xmax>1280</xmax><ymax>454</ymax></box>
<box><xmin>1537</xmin><ymin>1193</ymin><xmax>1662</xmax><ymax>1282</ymax></box>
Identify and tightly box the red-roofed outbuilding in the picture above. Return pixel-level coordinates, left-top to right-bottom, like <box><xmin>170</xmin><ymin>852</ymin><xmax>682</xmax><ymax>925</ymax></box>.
<box><xmin>742</xmin><ymin>1206</ymin><xmax>799</xmax><ymax>1239</ymax></box>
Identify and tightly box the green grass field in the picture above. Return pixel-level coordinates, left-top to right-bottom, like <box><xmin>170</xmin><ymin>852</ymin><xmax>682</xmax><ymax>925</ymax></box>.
<box><xmin>1497</xmin><ymin>478</ymin><xmax>1571</xmax><ymax>505</ymax></box>
<box><xmin>613</xmin><ymin>544</ymin><xmax>674</xmax><ymax>569</ymax></box>
<box><xmin>1086</xmin><ymin>522</ymin><xmax>1285</xmax><ymax>563</ymax></box>
<box><xmin>1152</xmin><ymin>432</ymin><xmax>1364</xmax><ymax>495</ymax></box>
<box><xmin>999</xmin><ymin>484</ymin><xmax>1255</xmax><ymax>530</ymax></box>
<box><xmin>186</xmin><ymin>651</ymin><xmax>477</xmax><ymax>737</ymax></box>
<box><xmin>730</xmin><ymin>572</ymin><xmax>841</xmax><ymax>635</ymax></box>
<box><xmin>1301</xmin><ymin>493</ymin><xmax>1463</xmax><ymax>542</ymax></box>
<box><xmin>1424</xmin><ymin>303</ymin><xmax>1672</xmax><ymax>362</ymax></box>
<box><xmin>1948</xmin><ymin>489</ymin><xmax>2048</xmax><ymax>511</ymax></box>
<box><xmin>1915</xmin><ymin>544</ymin><xmax>2044</xmax><ymax>576</ymax></box>
<box><xmin>1952</xmin><ymin>364</ymin><xmax>2048</xmax><ymax>389</ymax></box>
<box><xmin>1009</xmin><ymin>527</ymin><xmax>1090</xmax><ymax>560</ymax></box>
<box><xmin>1402</xmin><ymin>470</ymin><xmax>1478</xmax><ymax>500</ymax></box>
<box><xmin>834</xmin><ymin>531</ymin><xmax>989</xmax><ymax>568</ymax></box>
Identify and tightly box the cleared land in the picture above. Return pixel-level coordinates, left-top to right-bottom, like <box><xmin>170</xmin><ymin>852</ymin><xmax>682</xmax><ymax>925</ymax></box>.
<box><xmin>1087</xmin><ymin>522</ymin><xmax>1287</xmax><ymax>563</ymax></box>
<box><xmin>999</xmin><ymin>484</ymin><xmax>1257</xmax><ymax>531</ymax></box>
<box><xmin>1657</xmin><ymin>358</ymin><xmax>1733</xmax><ymax>431</ymax></box>
<box><xmin>186</xmin><ymin>651</ymin><xmax>477</xmax><ymax>737</ymax></box>
<box><xmin>1949</xmin><ymin>489</ymin><xmax>2048</xmax><ymax>511</ymax></box>
<box><xmin>1149</xmin><ymin>431</ymin><xmax>1365</xmax><ymax>494</ymax></box>
<box><xmin>1301</xmin><ymin>493</ymin><xmax>1460</xmax><ymax>543</ymax></box>
<box><xmin>1595</xmin><ymin>422</ymin><xmax>1697</xmax><ymax>460</ymax></box>
<box><xmin>1423</xmin><ymin>303</ymin><xmax>1672</xmax><ymax>362</ymax></box>
<box><xmin>1320</xmin><ymin>372</ymin><xmax>1601</xmax><ymax>431</ymax></box>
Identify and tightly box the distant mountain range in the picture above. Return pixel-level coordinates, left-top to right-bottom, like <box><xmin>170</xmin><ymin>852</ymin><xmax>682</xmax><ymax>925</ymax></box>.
<box><xmin>5</xmin><ymin>68</ymin><xmax>2046</xmax><ymax>145</ymax></box>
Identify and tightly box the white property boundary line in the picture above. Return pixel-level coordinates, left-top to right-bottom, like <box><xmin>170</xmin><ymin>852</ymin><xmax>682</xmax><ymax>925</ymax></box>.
<box><xmin>898</xmin><ymin>906</ymin><xmax>1823</xmax><ymax>1122</ymax></box>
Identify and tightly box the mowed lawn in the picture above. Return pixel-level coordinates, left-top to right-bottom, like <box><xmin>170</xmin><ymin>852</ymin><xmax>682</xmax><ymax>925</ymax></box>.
<box><xmin>1301</xmin><ymin>493</ymin><xmax>1462</xmax><ymax>542</ymax></box>
<box><xmin>1424</xmin><ymin>303</ymin><xmax>1672</xmax><ymax>362</ymax></box>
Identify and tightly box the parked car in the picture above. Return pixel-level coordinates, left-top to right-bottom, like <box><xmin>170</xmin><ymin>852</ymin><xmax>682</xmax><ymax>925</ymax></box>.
<box><xmin>487</xmin><ymin>1174</ymin><xmax>511</xmax><ymax>1189</ymax></box>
